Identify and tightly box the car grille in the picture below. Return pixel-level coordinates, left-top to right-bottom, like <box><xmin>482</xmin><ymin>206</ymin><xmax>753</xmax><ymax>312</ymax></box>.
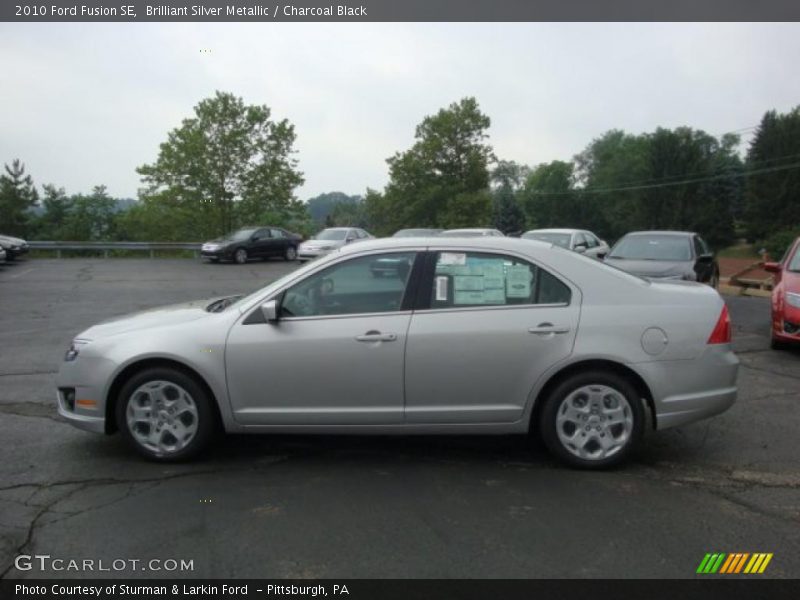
<box><xmin>784</xmin><ymin>320</ymin><xmax>800</xmax><ymax>335</ymax></box>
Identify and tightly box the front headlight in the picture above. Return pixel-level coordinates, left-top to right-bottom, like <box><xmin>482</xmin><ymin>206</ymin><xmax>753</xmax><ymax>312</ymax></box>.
<box><xmin>786</xmin><ymin>292</ymin><xmax>800</xmax><ymax>309</ymax></box>
<box><xmin>64</xmin><ymin>339</ymin><xmax>90</xmax><ymax>362</ymax></box>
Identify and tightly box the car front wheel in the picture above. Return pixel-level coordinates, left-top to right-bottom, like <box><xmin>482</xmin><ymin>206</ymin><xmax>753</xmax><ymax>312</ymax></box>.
<box><xmin>539</xmin><ymin>371</ymin><xmax>644</xmax><ymax>469</ymax></box>
<box><xmin>234</xmin><ymin>248</ymin><xmax>248</xmax><ymax>264</ymax></box>
<box><xmin>116</xmin><ymin>368</ymin><xmax>216</xmax><ymax>461</ymax></box>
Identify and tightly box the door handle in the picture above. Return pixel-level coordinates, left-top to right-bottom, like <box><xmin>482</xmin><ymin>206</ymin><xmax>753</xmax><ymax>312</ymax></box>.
<box><xmin>355</xmin><ymin>331</ymin><xmax>397</xmax><ymax>342</ymax></box>
<box><xmin>528</xmin><ymin>323</ymin><xmax>571</xmax><ymax>335</ymax></box>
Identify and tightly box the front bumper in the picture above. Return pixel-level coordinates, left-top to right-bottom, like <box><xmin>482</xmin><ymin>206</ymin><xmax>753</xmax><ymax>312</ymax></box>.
<box><xmin>56</xmin><ymin>356</ymin><xmax>117</xmax><ymax>434</ymax></box>
<box><xmin>200</xmin><ymin>247</ymin><xmax>231</xmax><ymax>259</ymax></box>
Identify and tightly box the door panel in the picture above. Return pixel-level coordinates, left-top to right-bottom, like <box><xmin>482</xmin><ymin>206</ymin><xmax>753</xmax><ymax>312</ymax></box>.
<box><xmin>404</xmin><ymin>306</ymin><xmax>578</xmax><ymax>423</ymax></box>
<box><xmin>226</xmin><ymin>314</ymin><xmax>411</xmax><ymax>425</ymax></box>
<box><xmin>404</xmin><ymin>250</ymin><xmax>579</xmax><ymax>424</ymax></box>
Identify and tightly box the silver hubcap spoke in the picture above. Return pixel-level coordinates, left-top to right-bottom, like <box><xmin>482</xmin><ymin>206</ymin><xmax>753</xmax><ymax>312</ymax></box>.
<box><xmin>126</xmin><ymin>380</ymin><xmax>198</xmax><ymax>455</ymax></box>
<box><xmin>555</xmin><ymin>384</ymin><xmax>633</xmax><ymax>461</ymax></box>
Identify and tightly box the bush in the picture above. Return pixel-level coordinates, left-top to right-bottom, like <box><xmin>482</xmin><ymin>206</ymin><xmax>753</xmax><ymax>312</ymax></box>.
<box><xmin>759</xmin><ymin>229</ymin><xmax>800</xmax><ymax>262</ymax></box>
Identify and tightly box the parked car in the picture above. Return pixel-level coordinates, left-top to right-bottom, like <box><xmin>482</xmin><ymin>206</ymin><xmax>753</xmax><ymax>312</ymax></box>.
<box><xmin>297</xmin><ymin>227</ymin><xmax>372</xmax><ymax>261</ymax></box>
<box><xmin>56</xmin><ymin>237</ymin><xmax>738</xmax><ymax>468</ymax></box>
<box><xmin>439</xmin><ymin>228</ymin><xmax>505</xmax><ymax>238</ymax></box>
<box><xmin>0</xmin><ymin>246</ymin><xmax>6</xmax><ymax>263</ymax></box>
<box><xmin>392</xmin><ymin>228</ymin><xmax>443</xmax><ymax>238</ymax></box>
<box><xmin>604</xmin><ymin>231</ymin><xmax>719</xmax><ymax>286</ymax></box>
<box><xmin>764</xmin><ymin>237</ymin><xmax>800</xmax><ymax>350</ymax></box>
<box><xmin>522</xmin><ymin>229</ymin><xmax>609</xmax><ymax>259</ymax></box>
<box><xmin>0</xmin><ymin>234</ymin><xmax>30</xmax><ymax>260</ymax></box>
<box><xmin>201</xmin><ymin>227</ymin><xmax>301</xmax><ymax>264</ymax></box>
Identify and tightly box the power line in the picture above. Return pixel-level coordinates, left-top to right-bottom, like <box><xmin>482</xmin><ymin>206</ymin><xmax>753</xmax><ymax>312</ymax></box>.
<box><xmin>529</xmin><ymin>161</ymin><xmax>800</xmax><ymax>197</ymax></box>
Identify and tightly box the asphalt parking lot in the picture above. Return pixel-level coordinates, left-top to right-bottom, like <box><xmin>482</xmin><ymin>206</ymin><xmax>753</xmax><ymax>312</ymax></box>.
<box><xmin>1</xmin><ymin>258</ymin><xmax>799</xmax><ymax>579</ymax></box>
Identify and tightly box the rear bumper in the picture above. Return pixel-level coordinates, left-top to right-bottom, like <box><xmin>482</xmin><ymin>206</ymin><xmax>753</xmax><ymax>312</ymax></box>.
<box><xmin>637</xmin><ymin>344</ymin><xmax>739</xmax><ymax>430</ymax></box>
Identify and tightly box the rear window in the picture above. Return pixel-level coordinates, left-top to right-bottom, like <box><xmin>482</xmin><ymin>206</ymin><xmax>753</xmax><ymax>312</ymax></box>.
<box><xmin>609</xmin><ymin>235</ymin><xmax>691</xmax><ymax>261</ymax></box>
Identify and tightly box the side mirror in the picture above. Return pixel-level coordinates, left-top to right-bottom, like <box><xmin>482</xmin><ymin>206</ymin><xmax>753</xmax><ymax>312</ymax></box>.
<box><xmin>260</xmin><ymin>299</ymin><xmax>279</xmax><ymax>322</ymax></box>
<box><xmin>764</xmin><ymin>262</ymin><xmax>781</xmax><ymax>274</ymax></box>
<box><xmin>345</xmin><ymin>237</ymin><xmax>355</xmax><ymax>244</ymax></box>
<box><xmin>574</xmin><ymin>243</ymin><xmax>587</xmax><ymax>253</ymax></box>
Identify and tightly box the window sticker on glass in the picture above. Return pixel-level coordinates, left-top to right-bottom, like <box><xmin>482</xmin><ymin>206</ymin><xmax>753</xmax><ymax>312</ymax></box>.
<box><xmin>435</xmin><ymin>276</ymin><xmax>449</xmax><ymax>301</ymax></box>
<box><xmin>506</xmin><ymin>265</ymin><xmax>532</xmax><ymax>298</ymax></box>
<box><xmin>481</xmin><ymin>264</ymin><xmax>505</xmax><ymax>289</ymax></box>
<box><xmin>454</xmin><ymin>275</ymin><xmax>484</xmax><ymax>291</ymax></box>
<box><xmin>454</xmin><ymin>290</ymin><xmax>486</xmax><ymax>304</ymax></box>
<box><xmin>439</xmin><ymin>252</ymin><xmax>466</xmax><ymax>266</ymax></box>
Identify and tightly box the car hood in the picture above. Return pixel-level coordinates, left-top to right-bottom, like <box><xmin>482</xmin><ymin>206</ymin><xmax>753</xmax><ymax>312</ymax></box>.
<box><xmin>783</xmin><ymin>270</ymin><xmax>800</xmax><ymax>293</ymax></box>
<box><xmin>79</xmin><ymin>299</ymin><xmax>213</xmax><ymax>339</ymax></box>
<box><xmin>604</xmin><ymin>258</ymin><xmax>692</xmax><ymax>277</ymax></box>
<box><xmin>301</xmin><ymin>240</ymin><xmax>343</xmax><ymax>248</ymax></box>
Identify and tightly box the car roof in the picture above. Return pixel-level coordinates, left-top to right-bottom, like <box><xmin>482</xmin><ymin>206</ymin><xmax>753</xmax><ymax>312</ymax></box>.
<box><xmin>335</xmin><ymin>236</ymin><xmax>552</xmax><ymax>255</ymax></box>
<box><xmin>443</xmin><ymin>228</ymin><xmax>496</xmax><ymax>232</ymax></box>
<box><xmin>623</xmin><ymin>230</ymin><xmax>695</xmax><ymax>237</ymax></box>
<box><xmin>525</xmin><ymin>228</ymin><xmax>580</xmax><ymax>235</ymax></box>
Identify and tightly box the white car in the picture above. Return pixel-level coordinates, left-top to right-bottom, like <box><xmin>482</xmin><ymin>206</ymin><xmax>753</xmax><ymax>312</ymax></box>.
<box><xmin>439</xmin><ymin>228</ymin><xmax>505</xmax><ymax>238</ymax></box>
<box><xmin>522</xmin><ymin>229</ymin><xmax>609</xmax><ymax>259</ymax></box>
<box><xmin>297</xmin><ymin>227</ymin><xmax>373</xmax><ymax>261</ymax></box>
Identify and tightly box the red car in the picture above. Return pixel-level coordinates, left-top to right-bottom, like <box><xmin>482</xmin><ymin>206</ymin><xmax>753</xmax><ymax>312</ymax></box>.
<box><xmin>765</xmin><ymin>237</ymin><xmax>800</xmax><ymax>349</ymax></box>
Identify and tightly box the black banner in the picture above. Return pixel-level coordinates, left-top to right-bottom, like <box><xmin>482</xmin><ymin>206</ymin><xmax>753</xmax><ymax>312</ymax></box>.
<box><xmin>2</xmin><ymin>580</ymin><xmax>800</xmax><ymax>600</ymax></box>
<box><xmin>3</xmin><ymin>0</ymin><xmax>800</xmax><ymax>22</ymax></box>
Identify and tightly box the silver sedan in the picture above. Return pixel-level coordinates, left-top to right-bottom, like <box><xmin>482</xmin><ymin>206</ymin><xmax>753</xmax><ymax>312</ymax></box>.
<box><xmin>56</xmin><ymin>237</ymin><xmax>738</xmax><ymax>468</ymax></box>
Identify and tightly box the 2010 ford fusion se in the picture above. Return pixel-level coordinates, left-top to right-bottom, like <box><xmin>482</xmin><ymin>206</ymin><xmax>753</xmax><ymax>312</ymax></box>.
<box><xmin>56</xmin><ymin>237</ymin><xmax>738</xmax><ymax>468</ymax></box>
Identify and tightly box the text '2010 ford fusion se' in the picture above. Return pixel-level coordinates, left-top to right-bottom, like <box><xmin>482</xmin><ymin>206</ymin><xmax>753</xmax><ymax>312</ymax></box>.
<box><xmin>56</xmin><ymin>237</ymin><xmax>738</xmax><ymax>468</ymax></box>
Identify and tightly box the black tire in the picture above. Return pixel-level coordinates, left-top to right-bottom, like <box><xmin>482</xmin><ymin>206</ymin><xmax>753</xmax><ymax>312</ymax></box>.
<box><xmin>539</xmin><ymin>370</ymin><xmax>644</xmax><ymax>469</ymax></box>
<box><xmin>770</xmin><ymin>337</ymin><xmax>786</xmax><ymax>351</ymax></box>
<box><xmin>284</xmin><ymin>246</ymin><xmax>298</xmax><ymax>261</ymax></box>
<box><xmin>709</xmin><ymin>270</ymin><xmax>719</xmax><ymax>289</ymax></box>
<box><xmin>116</xmin><ymin>367</ymin><xmax>217</xmax><ymax>462</ymax></box>
<box><xmin>234</xmin><ymin>248</ymin><xmax>248</xmax><ymax>264</ymax></box>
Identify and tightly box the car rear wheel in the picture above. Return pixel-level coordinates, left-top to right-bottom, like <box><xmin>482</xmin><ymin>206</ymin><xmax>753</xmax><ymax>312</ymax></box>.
<box><xmin>284</xmin><ymin>246</ymin><xmax>297</xmax><ymax>261</ymax></box>
<box><xmin>116</xmin><ymin>368</ymin><xmax>216</xmax><ymax>461</ymax></box>
<box><xmin>539</xmin><ymin>371</ymin><xmax>644</xmax><ymax>469</ymax></box>
<box><xmin>234</xmin><ymin>248</ymin><xmax>248</xmax><ymax>264</ymax></box>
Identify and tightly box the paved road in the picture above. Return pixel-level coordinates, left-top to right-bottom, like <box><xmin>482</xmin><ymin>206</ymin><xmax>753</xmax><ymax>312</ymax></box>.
<box><xmin>1</xmin><ymin>259</ymin><xmax>798</xmax><ymax>579</ymax></box>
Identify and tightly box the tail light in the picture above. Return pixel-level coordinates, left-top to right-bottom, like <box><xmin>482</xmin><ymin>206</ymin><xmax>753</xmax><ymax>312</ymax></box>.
<box><xmin>707</xmin><ymin>304</ymin><xmax>732</xmax><ymax>344</ymax></box>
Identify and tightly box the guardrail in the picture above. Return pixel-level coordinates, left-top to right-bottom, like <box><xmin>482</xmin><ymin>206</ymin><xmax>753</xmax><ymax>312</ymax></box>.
<box><xmin>28</xmin><ymin>241</ymin><xmax>202</xmax><ymax>258</ymax></box>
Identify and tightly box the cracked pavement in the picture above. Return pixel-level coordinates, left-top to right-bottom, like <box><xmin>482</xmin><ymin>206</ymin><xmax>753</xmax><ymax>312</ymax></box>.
<box><xmin>0</xmin><ymin>259</ymin><xmax>799</xmax><ymax>579</ymax></box>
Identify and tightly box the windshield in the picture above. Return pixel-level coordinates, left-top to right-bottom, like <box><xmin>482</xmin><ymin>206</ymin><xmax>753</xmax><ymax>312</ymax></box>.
<box><xmin>225</xmin><ymin>228</ymin><xmax>257</xmax><ymax>241</ymax></box>
<box><xmin>522</xmin><ymin>232</ymin><xmax>572</xmax><ymax>248</ymax></box>
<box><xmin>789</xmin><ymin>245</ymin><xmax>800</xmax><ymax>272</ymax></box>
<box><xmin>393</xmin><ymin>229</ymin><xmax>439</xmax><ymax>237</ymax></box>
<box><xmin>315</xmin><ymin>229</ymin><xmax>347</xmax><ymax>241</ymax></box>
<box><xmin>609</xmin><ymin>235</ymin><xmax>691</xmax><ymax>261</ymax></box>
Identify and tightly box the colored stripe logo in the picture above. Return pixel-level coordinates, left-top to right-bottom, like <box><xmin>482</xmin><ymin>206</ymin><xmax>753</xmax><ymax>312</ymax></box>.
<box><xmin>697</xmin><ymin>553</ymin><xmax>773</xmax><ymax>574</ymax></box>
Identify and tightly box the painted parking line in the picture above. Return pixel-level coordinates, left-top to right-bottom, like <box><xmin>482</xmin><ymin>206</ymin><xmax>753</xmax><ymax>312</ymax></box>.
<box><xmin>7</xmin><ymin>268</ymin><xmax>34</xmax><ymax>279</ymax></box>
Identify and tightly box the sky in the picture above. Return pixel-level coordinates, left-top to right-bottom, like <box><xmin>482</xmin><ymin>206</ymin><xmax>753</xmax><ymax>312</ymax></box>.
<box><xmin>0</xmin><ymin>22</ymin><xmax>799</xmax><ymax>201</ymax></box>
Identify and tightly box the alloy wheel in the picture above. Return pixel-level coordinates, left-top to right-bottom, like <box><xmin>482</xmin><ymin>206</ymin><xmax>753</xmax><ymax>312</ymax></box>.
<box><xmin>126</xmin><ymin>380</ymin><xmax>199</xmax><ymax>455</ymax></box>
<box><xmin>555</xmin><ymin>384</ymin><xmax>634</xmax><ymax>461</ymax></box>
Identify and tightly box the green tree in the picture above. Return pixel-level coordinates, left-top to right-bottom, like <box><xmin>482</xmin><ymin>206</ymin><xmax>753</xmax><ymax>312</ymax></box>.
<box><xmin>306</xmin><ymin>192</ymin><xmax>361</xmax><ymax>226</ymax></box>
<box><xmin>137</xmin><ymin>91</ymin><xmax>304</xmax><ymax>240</ymax></box>
<box><xmin>34</xmin><ymin>184</ymin><xmax>73</xmax><ymax>239</ymax></box>
<box><xmin>744</xmin><ymin>106</ymin><xmax>800</xmax><ymax>241</ymax></box>
<box><xmin>0</xmin><ymin>159</ymin><xmax>39</xmax><ymax>236</ymax></box>
<box><xmin>519</xmin><ymin>160</ymin><xmax>578</xmax><ymax>230</ymax></box>
<box><xmin>60</xmin><ymin>185</ymin><xmax>117</xmax><ymax>241</ymax></box>
<box><xmin>382</xmin><ymin>97</ymin><xmax>495</xmax><ymax>230</ymax></box>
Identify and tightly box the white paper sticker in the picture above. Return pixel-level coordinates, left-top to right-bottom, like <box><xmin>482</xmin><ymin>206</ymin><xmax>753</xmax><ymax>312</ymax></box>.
<box><xmin>435</xmin><ymin>276</ymin><xmax>449</xmax><ymax>301</ymax></box>
<box><xmin>506</xmin><ymin>265</ymin><xmax>532</xmax><ymax>298</ymax></box>
<box><xmin>439</xmin><ymin>252</ymin><xmax>466</xmax><ymax>266</ymax></box>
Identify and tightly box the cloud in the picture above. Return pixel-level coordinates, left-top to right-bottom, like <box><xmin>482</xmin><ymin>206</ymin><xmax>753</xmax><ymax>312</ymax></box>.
<box><xmin>0</xmin><ymin>23</ymin><xmax>798</xmax><ymax>200</ymax></box>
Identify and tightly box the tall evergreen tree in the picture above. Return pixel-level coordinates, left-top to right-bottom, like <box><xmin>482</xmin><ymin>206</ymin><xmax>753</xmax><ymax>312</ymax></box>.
<box><xmin>0</xmin><ymin>159</ymin><xmax>39</xmax><ymax>236</ymax></box>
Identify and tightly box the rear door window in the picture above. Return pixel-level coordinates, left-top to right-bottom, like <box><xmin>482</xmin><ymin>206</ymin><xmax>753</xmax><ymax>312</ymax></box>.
<box><xmin>428</xmin><ymin>252</ymin><xmax>571</xmax><ymax>309</ymax></box>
